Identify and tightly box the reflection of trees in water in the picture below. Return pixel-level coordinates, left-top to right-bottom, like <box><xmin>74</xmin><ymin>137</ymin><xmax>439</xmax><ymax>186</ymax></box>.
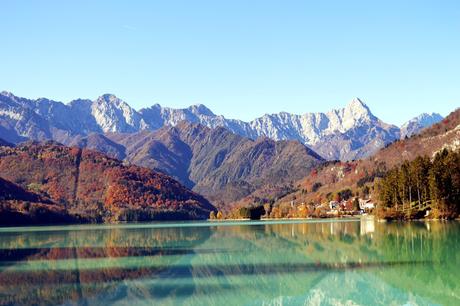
<box><xmin>369</xmin><ymin>221</ymin><xmax>460</xmax><ymax>305</ymax></box>
<box><xmin>184</xmin><ymin>221</ymin><xmax>460</xmax><ymax>305</ymax></box>
<box><xmin>0</xmin><ymin>226</ymin><xmax>212</xmax><ymax>306</ymax></box>
<box><xmin>0</xmin><ymin>226</ymin><xmax>212</xmax><ymax>249</ymax></box>
<box><xmin>0</xmin><ymin>221</ymin><xmax>459</xmax><ymax>305</ymax></box>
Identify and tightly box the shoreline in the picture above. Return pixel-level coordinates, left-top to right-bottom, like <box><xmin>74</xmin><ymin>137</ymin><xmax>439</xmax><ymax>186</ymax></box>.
<box><xmin>0</xmin><ymin>217</ymin><xmax>365</xmax><ymax>232</ymax></box>
<box><xmin>2</xmin><ymin>215</ymin><xmax>459</xmax><ymax>230</ymax></box>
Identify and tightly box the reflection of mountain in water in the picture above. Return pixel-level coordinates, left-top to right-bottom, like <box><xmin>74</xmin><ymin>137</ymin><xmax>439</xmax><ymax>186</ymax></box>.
<box><xmin>263</xmin><ymin>271</ymin><xmax>437</xmax><ymax>306</ymax></box>
<box><xmin>0</xmin><ymin>221</ymin><xmax>459</xmax><ymax>305</ymax></box>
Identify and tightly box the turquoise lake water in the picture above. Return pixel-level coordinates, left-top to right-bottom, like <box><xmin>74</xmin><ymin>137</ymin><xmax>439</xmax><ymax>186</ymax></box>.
<box><xmin>0</xmin><ymin>218</ymin><xmax>458</xmax><ymax>305</ymax></box>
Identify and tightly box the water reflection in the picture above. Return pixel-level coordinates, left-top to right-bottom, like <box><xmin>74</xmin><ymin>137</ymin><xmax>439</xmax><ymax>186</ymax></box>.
<box><xmin>0</xmin><ymin>220</ymin><xmax>458</xmax><ymax>306</ymax></box>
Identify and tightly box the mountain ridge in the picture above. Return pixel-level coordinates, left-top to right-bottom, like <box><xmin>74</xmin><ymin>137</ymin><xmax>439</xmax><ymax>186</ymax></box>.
<box><xmin>0</xmin><ymin>91</ymin><xmax>443</xmax><ymax>160</ymax></box>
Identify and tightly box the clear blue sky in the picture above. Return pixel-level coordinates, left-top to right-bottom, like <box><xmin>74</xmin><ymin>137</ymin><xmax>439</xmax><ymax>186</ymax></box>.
<box><xmin>1</xmin><ymin>0</ymin><xmax>459</xmax><ymax>125</ymax></box>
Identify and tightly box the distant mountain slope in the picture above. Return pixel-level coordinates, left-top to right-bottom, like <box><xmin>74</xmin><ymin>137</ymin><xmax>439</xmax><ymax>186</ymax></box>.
<box><xmin>271</xmin><ymin>108</ymin><xmax>460</xmax><ymax>208</ymax></box>
<box><xmin>1</xmin><ymin>91</ymin><xmax>442</xmax><ymax>161</ymax></box>
<box><xmin>0</xmin><ymin>142</ymin><xmax>215</xmax><ymax>223</ymax></box>
<box><xmin>400</xmin><ymin>113</ymin><xmax>443</xmax><ymax>138</ymax></box>
<box><xmin>74</xmin><ymin>122</ymin><xmax>324</xmax><ymax>208</ymax></box>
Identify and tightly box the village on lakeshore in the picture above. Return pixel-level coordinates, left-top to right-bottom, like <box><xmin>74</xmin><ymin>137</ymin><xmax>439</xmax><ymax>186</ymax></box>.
<box><xmin>210</xmin><ymin>197</ymin><xmax>376</xmax><ymax>221</ymax></box>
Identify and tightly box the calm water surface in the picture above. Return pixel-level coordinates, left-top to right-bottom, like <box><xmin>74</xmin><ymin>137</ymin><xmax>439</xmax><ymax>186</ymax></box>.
<box><xmin>0</xmin><ymin>219</ymin><xmax>459</xmax><ymax>306</ymax></box>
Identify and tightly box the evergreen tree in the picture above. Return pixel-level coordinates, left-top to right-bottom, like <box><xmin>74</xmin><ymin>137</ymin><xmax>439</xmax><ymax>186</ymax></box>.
<box><xmin>378</xmin><ymin>149</ymin><xmax>460</xmax><ymax>218</ymax></box>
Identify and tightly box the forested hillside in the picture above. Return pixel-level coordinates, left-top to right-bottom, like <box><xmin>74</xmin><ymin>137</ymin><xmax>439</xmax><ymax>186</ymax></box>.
<box><xmin>0</xmin><ymin>141</ymin><xmax>215</xmax><ymax>224</ymax></box>
<box><xmin>377</xmin><ymin>149</ymin><xmax>460</xmax><ymax>219</ymax></box>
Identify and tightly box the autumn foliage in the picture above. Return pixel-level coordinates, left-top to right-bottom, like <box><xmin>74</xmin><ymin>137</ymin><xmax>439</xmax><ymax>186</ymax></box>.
<box><xmin>0</xmin><ymin>142</ymin><xmax>215</xmax><ymax>224</ymax></box>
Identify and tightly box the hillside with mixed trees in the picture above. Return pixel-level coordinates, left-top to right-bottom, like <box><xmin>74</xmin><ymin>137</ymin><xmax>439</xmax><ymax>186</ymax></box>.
<box><xmin>0</xmin><ymin>141</ymin><xmax>215</xmax><ymax>225</ymax></box>
<box><xmin>0</xmin><ymin>176</ymin><xmax>78</xmax><ymax>225</ymax></box>
<box><xmin>259</xmin><ymin>108</ymin><xmax>460</xmax><ymax>219</ymax></box>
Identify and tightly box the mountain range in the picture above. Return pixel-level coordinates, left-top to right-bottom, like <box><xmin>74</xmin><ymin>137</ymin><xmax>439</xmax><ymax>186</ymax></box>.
<box><xmin>0</xmin><ymin>91</ymin><xmax>443</xmax><ymax>160</ymax></box>
<box><xmin>0</xmin><ymin>90</ymin><xmax>457</xmax><ymax>222</ymax></box>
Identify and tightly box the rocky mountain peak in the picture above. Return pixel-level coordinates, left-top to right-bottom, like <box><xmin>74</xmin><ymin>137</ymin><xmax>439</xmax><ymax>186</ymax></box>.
<box><xmin>344</xmin><ymin>97</ymin><xmax>373</xmax><ymax>118</ymax></box>
<box><xmin>150</xmin><ymin>103</ymin><xmax>162</xmax><ymax>109</ymax></box>
<box><xmin>91</xmin><ymin>94</ymin><xmax>141</xmax><ymax>133</ymax></box>
<box><xmin>413</xmin><ymin>112</ymin><xmax>443</xmax><ymax>124</ymax></box>
<box><xmin>348</xmin><ymin>97</ymin><xmax>365</xmax><ymax>106</ymax></box>
<box><xmin>188</xmin><ymin>103</ymin><xmax>215</xmax><ymax>116</ymax></box>
<box><xmin>0</xmin><ymin>91</ymin><xmax>24</xmax><ymax>104</ymax></box>
<box><xmin>97</xmin><ymin>94</ymin><xmax>125</xmax><ymax>106</ymax></box>
<box><xmin>0</xmin><ymin>91</ymin><xmax>15</xmax><ymax>98</ymax></box>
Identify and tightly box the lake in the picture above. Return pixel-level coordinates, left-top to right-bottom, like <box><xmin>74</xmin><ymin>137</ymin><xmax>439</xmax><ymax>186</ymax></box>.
<box><xmin>0</xmin><ymin>219</ymin><xmax>458</xmax><ymax>305</ymax></box>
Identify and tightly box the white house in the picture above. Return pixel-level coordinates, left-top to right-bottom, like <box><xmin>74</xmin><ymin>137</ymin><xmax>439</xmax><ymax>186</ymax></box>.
<box><xmin>359</xmin><ymin>199</ymin><xmax>375</xmax><ymax>210</ymax></box>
